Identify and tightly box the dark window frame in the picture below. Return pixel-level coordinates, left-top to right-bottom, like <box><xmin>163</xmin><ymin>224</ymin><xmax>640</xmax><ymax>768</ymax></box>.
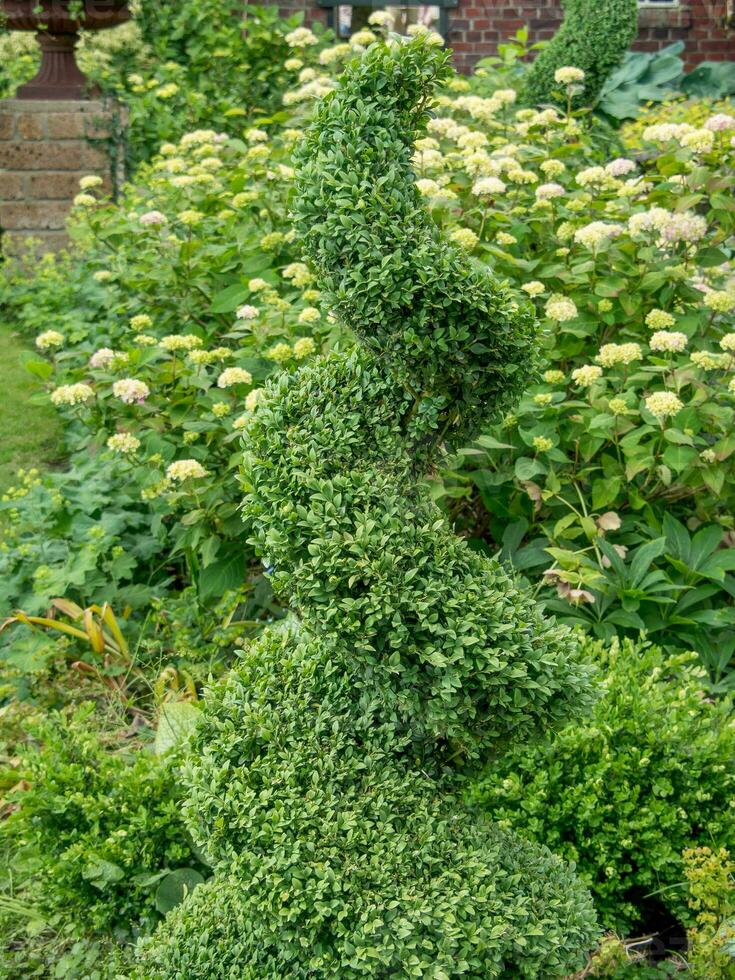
<box><xmin>317</xmin><ymin>1</ymin><xmax>459</xmax><ymax>41</ymax></box>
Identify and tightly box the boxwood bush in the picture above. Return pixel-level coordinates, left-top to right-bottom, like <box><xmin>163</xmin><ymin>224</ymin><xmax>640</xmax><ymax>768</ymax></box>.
<box><xmin>524</xmin><ymin>0</ymin><xmax>638</xmax><ymax>108</ymax></box>
<box><xmin>470</xmin><ymin>635</ymin><xmax>735</xmax><ymax>934</ymax></box>
<box><xmin>139</xmin><ymin>37</ymin><xmax>599</xmax><ymax>978</ymax></box>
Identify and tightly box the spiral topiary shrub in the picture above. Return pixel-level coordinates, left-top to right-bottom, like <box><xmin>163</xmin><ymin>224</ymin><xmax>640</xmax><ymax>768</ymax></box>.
<box><xmin>524</xmin><ymin>0</ymin><xmax>638</xmax><ymax>109</ymax></box>
<box><xmin>139</xmin><ymin>38</ymin><xmax>599</xmax><ymax>978</ymax></box>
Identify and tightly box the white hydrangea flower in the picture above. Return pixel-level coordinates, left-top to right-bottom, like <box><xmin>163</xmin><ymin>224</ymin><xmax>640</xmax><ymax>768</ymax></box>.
<box><xmin>645</xmin><ymin>391</ymin><xmax>683</xmax><ymax>420</ymax></box>
<box><xmin>217</xmin><ymin>367</ymin><xmax>253</xmax><ymax>388</ymax></box>
<box><xmin>571</xmin><ymin>365</ymin><xmax>603</xmax><ymax>387</ymax></box>
<box><xmin>545</xmin><ymin>294</ymin><xmax>578</xmax><ymax>323</ymax></box>
<box><xmin>649</xmin><ymin>331</ymin><xmax>688</xmax><ymax>353</ymax></box>
<box><xmin>140</xmin><ymin>210</ymin><xmax>167</xmax><ymax>226</ymax></box>
<box><xmin>554</xmin><ymin>66</ymin><xmax>585</xmax><ymax>85</ymax></box>
<box><xmin>50</xmin><ymin>383</ymin><xmax>95</xmax><ymax>406</ymax></box>
<box><xmin>166</xmin><ymin>459</ymin><xmax>209</xmax><ymax>481</ymax></box>
<box><xmin>107</xmin><ymin>432</ymin><xmax>141</xmax><ymax>454</ymax></box>
<box><xmin>285</xmin><ymin>27</ymin><xmax>318</xmax><ymax>47</ymax></box>
<box><xmin>35</xmin><ymin>330</ymin><xmax>64</xmax><ymax>350</ymax></box>
<box><xmin>113</xmin><ymin>378</ymin><xmax>150</xmax><ymax>404</ymax></box>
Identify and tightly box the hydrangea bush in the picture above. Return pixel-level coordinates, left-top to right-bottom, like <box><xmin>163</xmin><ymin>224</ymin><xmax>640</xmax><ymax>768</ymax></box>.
<box><xmin>2</xmin><ymin>124</ymin><xmax>330</xmax><ymax>613</ymax></box>
<box><xmin>138</xmin><ymin>38</ymin><xmax>599</xmax><ymax>978</ymax></box>
<box><xmin>417</xmin><ymin>66</ymin><xmax>735</xmax><ymax>678</ymax></box>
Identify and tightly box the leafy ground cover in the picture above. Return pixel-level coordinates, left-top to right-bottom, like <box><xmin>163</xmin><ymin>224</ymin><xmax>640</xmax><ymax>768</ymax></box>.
<box><xmin>1</xmin><ymin>6</ymin><xmax>735</xmax><ymax>978</ymax></box>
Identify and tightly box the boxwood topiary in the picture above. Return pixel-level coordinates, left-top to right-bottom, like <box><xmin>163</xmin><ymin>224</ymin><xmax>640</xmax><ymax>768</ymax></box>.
<box><xmin>470</xmin><ymin>636</ymin><xmax>735</xmax><ymax>934</ymax></box>
<box><xmin>139</xmin><ymin>37</ymin><xmax>599</xmax><ymax>978</ymax></box>
<box><xmin>523</xmin><ymin>0</ymin><xmax>638</xmax><ymax>109</ymax></box>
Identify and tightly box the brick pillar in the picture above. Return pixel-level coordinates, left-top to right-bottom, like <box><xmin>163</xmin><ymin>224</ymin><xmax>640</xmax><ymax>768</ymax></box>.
<box><xmin>0</xmin><ymin>99</ymin><xmax>125</xmax><ymax>255</ymax></box>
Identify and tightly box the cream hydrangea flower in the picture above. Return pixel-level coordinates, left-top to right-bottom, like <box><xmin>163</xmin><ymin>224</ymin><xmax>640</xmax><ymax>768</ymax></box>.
<box><xmin>472</xmin><ymin>176</ymin><xmax>506</xmax><ymax>197</ymax></box>
<box><xmin>596</xmin><ymin>343</ymin><xmax>642</xmax><ymax>368</ymax></box>
<box><xmin>113</xmin><ymin>379</ymin><xmax>149</xmax><ymax>404</ymax></box>
<box><xmin>645</xmin><ymin>309</ymin><xmax>676</xmax><ymax>330</ymax></box>
<box><xmin>293</xmin><ymin>337</ymin><xmax>316</xmax><ymax>359</ymax></box>
<box><xmin>573</xmin><ymin>222</ymin><xmax>624</xmax><ymax>249</ymax></box>
<box><xmin>571</xmin><ymin>365</ymin><xmax>603</xmax><ymax>387</ymax></box>
<box><xmin>705</xmin><ymin>290</ymin><xmax>735</xmax><ymax>313</ymax></box>
<box><xmin>79</xmin><ymin>174</ymin><xmax>103</xmax><ymax>190</ymax></box>
<box><xmin>496</xmin><ymin>231</ymin><xmax>517</xmax><ymax>246</ymax></box>
<box><xmin>298</xmin><ymin>306</ymin><xmax>321</xmax><ymax>324</ymax></box>
<box><xmin>605</xmin><ymin>158</ymin><xmax>636</xmax><ymax>177</ymax></box>
<box><xmin>267</xmin><ymin>343</ymin><xmax>293</xmax><ymax>363</ymax></box>
<box><xmin>160</xmin><ymin>334</ymin><xmax>203</xmax><ymax>352</ymax></box>
<box><xmin>73</xmin><ymin>193</ymin><xmax>96</xmax><ymax>207</ymax></box>
<box><xmin>236</xmin><ymin>304</ymin><xmax>259</xmax><ymax>320</ymax></box>
<box><xmin>188</xmin><ymin>348</ymin><xmax>232</xmax><ymax>366</ymax></box>
<box><xmin>691</xmin><ymin>351</ymin><xmax>729</xmax><ymax>370</ymax></box>
<box><xmin>535</xmin><ymin>182</ymin><xmax>565</xmax><ymax>201</ymax></box>
<box><xmin>35</xmin><ymin>330</ymin><xmax>64</xmax><ymax>350</ymax></box>
<box><xmin>50</xmin><ymin>383</ymin><xmax>94</xmax><ymax>407</ymax></box>
<box><xmin>416</xmin><ymin>178</ymin><xmax>441</xmax><ymax>196</ymax></box>
<box><xmin>650</xmin><ymin>331</ymin><xmax>688</xmax><ymax>353</ymax></box>
<box><xmin>554</xmin><ymin>66</ymin><xmax>585</xmax><ymax>85</ymax></box>
<box><xmin>608</xmin><ymin>398</ymin><xmax>630</xmax><ymax>415</ymax></box>
<box><xmin>720</xmin><ymin>333</ymin><xmax>735</xmax><ymax>352</ymax></box>
<box><xmin>450</xmin><ymin>228</ymin><xmax>479</xmax><ymax>250</ymax></box>
<box><xmin>89</xmin><ymin>347</ymin><xmax>116</xmax><ymax>369</ymax></box>
<box><xmin>130</xmin><ymin>314</ymin><xmax>152</xmax><ymax>332</ymax></box>
<box><xmin>540</xmin><ymin>160</ymin><xmax>565</xmax><ymax>178</ymax></box>
<box><xmin>140</xmin><ymin>210</ymin><xmax>167</xmax><ymax>226</ymax></box>
<box><xmin>705</xmin><ymin>113</ymin><xmax>735</xmax><ymax>131</ymax></box>
<box><xmin>285</xmin><ymin>27</ymin><xmax>318</xmax><ymax>47</ymax></box>
<box><xmin>367</xmin><ymin>9</ymin><xmax>394</xmax><ymax>27</ymax></box>
<box><xmin>545</xmin><ymin>294</ymin><xmax>578</xmax><ymax>323</ymax></box>
<box><xmin>543</xmin><ymin>369</ymin><xmax>565</xmax><ymax>384</ymax></box>
<box><xmin>166</xmin><ymin>459</ymin><xmax>208</xmax><ymax>481</ymax></box>
<box><xmin>107</xmin><ymin>432</ymin><xmax>141</xmax><ymax>454</ymax></box>
<box><xmin>282</xmin><ymin>263</ymin><xmax>312</xmax><ymax>287</ymax></box>
<box><xmin>522</xmin><ymin>281</ymin><xmax>545</xmax><ymax>297</ymax></box>
<box><xmin>645</xmin><ymin>391</ymin><xmax>683</xmax><ymax>420</ymax></box>
<box><xmin>217</xmin><ymin>367</ymin><xmax>253</xmax><ymax>388</ymax></box>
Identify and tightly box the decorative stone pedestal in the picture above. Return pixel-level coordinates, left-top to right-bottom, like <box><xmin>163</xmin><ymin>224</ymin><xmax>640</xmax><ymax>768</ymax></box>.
<box><xmin>0</xmin><ymin>98</ymin><xmax>125</xmax><ymax>255</ymax></box>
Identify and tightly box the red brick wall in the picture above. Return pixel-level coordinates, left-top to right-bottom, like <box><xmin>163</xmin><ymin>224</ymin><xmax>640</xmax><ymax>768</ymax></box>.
<box><xmin>448</xmin><ymin>2</ymin><xmax>561</xmax><ymax>74</ymax></box>
<box><xmin>269</xmin><ymin>1</ymin><xmax>735</xmax><ymax>72</ymax></box>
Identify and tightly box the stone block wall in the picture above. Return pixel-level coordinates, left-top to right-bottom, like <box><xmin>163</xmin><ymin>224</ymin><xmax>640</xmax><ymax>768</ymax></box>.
<box><xmin>0</xmin><ymin>99</ymin><xmax>124</xmax><ymax>255</ymax></box>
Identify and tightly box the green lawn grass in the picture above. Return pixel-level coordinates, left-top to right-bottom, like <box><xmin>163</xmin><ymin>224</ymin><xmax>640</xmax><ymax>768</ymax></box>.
<box><xmin>0</xmin><ymin>321</ymin><xmax>61</xmax><ymax>491</ymax></box>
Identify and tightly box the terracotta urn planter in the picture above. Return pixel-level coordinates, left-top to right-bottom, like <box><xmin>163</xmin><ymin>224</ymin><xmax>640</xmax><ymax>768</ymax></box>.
<box><xmin>1</xmin><ymin>1</ymin><xmax>130</xmax><ymax>99</ymax></box>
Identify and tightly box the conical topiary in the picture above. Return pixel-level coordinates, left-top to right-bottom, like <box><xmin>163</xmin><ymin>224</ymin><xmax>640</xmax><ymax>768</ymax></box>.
<box><xmin>139</xmin><ymin>37</ymin><xmax>599</xmax><ymax>978</ymax></box>
<box><xmin>523</xmin><ymin>0</ymin><xmax>638</xmax><ymax>109</ymax></box>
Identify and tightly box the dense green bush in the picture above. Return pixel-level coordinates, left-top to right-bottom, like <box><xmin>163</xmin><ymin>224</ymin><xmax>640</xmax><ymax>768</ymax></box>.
<box><xmin>140</xmin><ymin>38</ymin><xmax>598</xmax><ymax>978</ymax></box>
<box><xmin>4</xmin><ymin>706</ymin><xmax>207</xmax><ymax>939</ymax></box>
<box><xmin>470</xmin><ymin>635</ymin><xmax>735</xmax><ymax>934</ymax></box>
<box><xmin>524</xmin><ymin>0</ymin><xmax>638</xmax><ymax>108</ymax></box>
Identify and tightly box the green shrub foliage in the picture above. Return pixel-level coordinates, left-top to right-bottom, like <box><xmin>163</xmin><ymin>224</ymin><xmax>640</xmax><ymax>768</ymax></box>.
<box><xmin>6</xmin><ymin>707</ymin><xmax>207</xmax><ymax>938</ymax></box>
<box><xmin>140</xmin><ymin>39</ymin><xmax>599</xmax><ymax>977</ymax></box>
<box><xmin>524</xmin><ymin>0</ymin><xmax>638</xmax><ymax>108</ymax></box>
<box><xmin>470</xmin><ymin>636</ymin><xmax>735</xmax><ymax>933</ymax></box>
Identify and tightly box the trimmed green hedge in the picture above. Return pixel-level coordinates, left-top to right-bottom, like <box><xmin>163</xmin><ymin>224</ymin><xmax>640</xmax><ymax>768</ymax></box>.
<box><xmin>524</xmin><ymin>0</ymin><xmax>638</xmax><ymax>108</ymax></box>
<box><xmin>470</xmin><ymin>637</ymin><xmax>735</xmax><ymax>933</ymax></box>
<box><xmin>140</xmin><ymin>38</ymin><xmax>599</xmax><ymax>977</ymax></box>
